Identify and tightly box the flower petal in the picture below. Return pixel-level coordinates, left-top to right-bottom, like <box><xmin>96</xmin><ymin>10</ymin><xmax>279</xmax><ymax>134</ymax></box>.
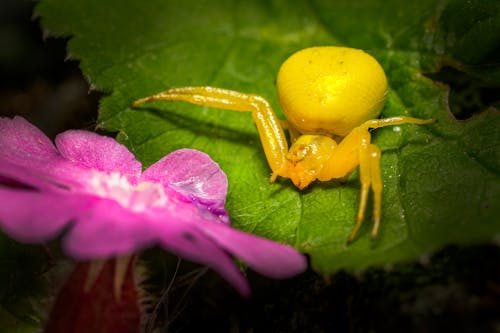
<box><xmin>0</xmin><ymin>160</ymin><xmax>59</xmax><ymax>191</ymax></box>
<box><xmin>0</xmin><ymin>116</ymin><xmax>58</xmax><ymax>160</ymax></box>
<box><xmin>194</xmin><ymin>219</ymin><xmax>307</xmax><ymax>279</ymax></box>
<box><xmin>0</xmin><ymin>158</ymin><xmax>90</xmax><ymax>193</ymax></box>
<box><xmin>0</xmin><ymin>188</ymin><xmax>87</xmax><ymax>243</ymax></box>
<box><xmin>62</xmin><ymin>198</ymin><xmax>156</xmax><ymax>259</ymax></box>
<box><xmin>64</xmin><ymin>200</ymin><xmax>251</xmax><ymax>296</ymax></box>
<box><xmin>0</xmin><ymin>116</ymin><xmax>61</xmax><ymax>173</ymax></box>
<box><xmin>142</xmin><ymin>149</ymin><xmax>228</xmax><ymax>214</ymax></box>
<box><xmin>55</xmin><ymin>130</ymin><xmax>142</xmax><ymax>181</ymax></box>
<box><xmin>152</xmin><ymin>214</ymin><xmax>251</xmax><ymax>296</ymax></box>
<box><xmin>0</xmin><ymin>117</ymin><xmax>96</xmax><ymax>191</ymax></box>
<box><xmin>0</xmin><ymin>117</ymin><xmax>302</xmax><ymax>296</ymax></box>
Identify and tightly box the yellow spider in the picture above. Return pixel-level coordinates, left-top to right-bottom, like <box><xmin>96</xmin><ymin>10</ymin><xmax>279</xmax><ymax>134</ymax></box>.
<box><xmin>132</xmin><ymin>46</ymin><xmax>434</xmax><ymax>243</ymax></box>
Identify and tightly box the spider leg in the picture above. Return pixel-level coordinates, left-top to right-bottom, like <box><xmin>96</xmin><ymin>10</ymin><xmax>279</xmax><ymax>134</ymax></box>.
<box><xmin>345</xmin><ymin>115</ymin><xmax>434</xmax><ymax>242</ymax></box>
<box><xmin>369</xmin><ymin>144</ymin><xmax>382</xmax><ymax>239</ymax></box>
<box><xmin>361</xmin><ymin>115</ymin><xmax>435</xmax><ymax>131</ymax></box>
<box><xmin>347</xmin><ymin>138</ymin><xmax>370</xmax><ymax>242</ymax></box>
<box><xmin>132</xmin><ymin>87</ymin><xmax>289</xmax><ymax>177</ymax></box>
<box><xmin>345</xmin><ymin>135</ymin><xmax>382</xmax><ymax>242</ymax></box>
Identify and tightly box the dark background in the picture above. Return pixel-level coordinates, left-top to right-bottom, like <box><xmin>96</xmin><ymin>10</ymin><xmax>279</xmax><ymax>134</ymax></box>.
<box><xmin>0</xmin><ymin>0</ymin><xmax>99</xmax><ymax>136</ymax></box>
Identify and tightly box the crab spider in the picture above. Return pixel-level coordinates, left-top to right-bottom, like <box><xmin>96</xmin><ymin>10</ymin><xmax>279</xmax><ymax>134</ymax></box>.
<box><xmin>132</xmin><ymin>46</ymin><xmax>434</xmax><ymax>243</ymax></box>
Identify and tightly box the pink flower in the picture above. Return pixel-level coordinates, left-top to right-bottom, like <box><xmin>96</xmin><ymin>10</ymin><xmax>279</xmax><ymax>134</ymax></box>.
<box><xmin>0</xmin><ymin>116</ymin><xmax>306</xmax><ymax>296</ymax></box>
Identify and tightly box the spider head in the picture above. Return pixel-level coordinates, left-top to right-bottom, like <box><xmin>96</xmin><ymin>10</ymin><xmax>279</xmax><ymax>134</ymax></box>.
<box><xmin>277</xmin><ymin>135</ymin><xmax>337</xmax><ymax>190</ymax></box>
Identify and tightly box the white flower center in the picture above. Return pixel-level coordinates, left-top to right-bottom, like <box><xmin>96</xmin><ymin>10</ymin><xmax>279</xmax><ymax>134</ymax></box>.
<box><xmin>88</xmin><ymin>171</ymin><xmax>167</xmax><ymax>212</ymax></box>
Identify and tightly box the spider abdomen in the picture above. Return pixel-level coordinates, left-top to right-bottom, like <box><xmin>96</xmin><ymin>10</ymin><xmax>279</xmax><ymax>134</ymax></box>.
<box><xmin>276</xmin><ymin>46</ymin><xmax>388</xmax><ymax>138</ymax></box>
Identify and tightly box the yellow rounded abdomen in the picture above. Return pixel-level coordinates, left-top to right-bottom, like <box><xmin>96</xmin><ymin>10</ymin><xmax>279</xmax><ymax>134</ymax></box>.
<box><xmin>277</xmin><ymin>46</ymin><xmax>388</xmax><ymax>138</ymax></box>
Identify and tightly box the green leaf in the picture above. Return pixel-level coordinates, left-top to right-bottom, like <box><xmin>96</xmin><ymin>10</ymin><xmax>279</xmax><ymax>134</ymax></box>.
<box><xmin>36</xmin><ymin>0</ymin><xmax>500</xmax><ymax>275</ymax></box>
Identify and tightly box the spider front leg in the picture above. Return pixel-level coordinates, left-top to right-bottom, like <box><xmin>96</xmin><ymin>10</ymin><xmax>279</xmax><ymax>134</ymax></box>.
<box><xmin>324</xmin><ymin>126</ymin><xmax>382</xmax><ymax>243</ymax></box>
<box><xmin>132</xmin><ymin>86</ymin><xmax>289</xmax><ymax>178</ymax></box>
<box><xmin>337</xmin><ymin>116</ymin><xmax>434</xmax><ymax>242</ymax></box>
<box><xmin>348</xmin><ymin>141</ymin><xmax>382</xmax><ymax>243</ymax></box>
